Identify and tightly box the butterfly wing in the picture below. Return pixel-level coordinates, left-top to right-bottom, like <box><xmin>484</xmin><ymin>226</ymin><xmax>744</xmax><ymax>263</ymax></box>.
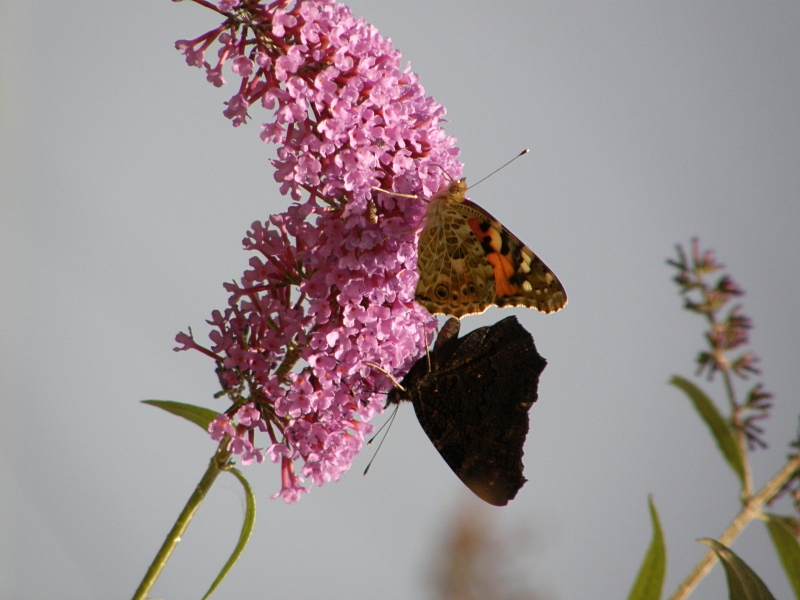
<box><xmin>457</xmin><ymin>199</ymin><xmax>567</xmax><ymax>314</ymax></box>
<box><xmin>403</xmin><ymin>316</ymin><xmax>547</xmax><ymax>506</ymax></box>
<box><xmin>415</xmin><ymin>192</ymin><xmax>567</xmax><ymax>318</ymax></box>
<box><xmin>415</xmin><ymin>199</ymin><xmax>496</xmax><ymax>318</ymax></box>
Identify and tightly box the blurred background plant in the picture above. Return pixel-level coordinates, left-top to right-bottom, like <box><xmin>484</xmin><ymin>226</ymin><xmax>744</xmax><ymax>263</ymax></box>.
<box><xmin>427</xmin><ymin>501</ymin><xmax>546</xmax><ymax>600</ymax></box>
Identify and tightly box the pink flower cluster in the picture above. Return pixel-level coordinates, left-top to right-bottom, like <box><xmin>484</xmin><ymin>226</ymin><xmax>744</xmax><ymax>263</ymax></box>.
<box><xmin>174</xmin><ymin>0</ymin><xmax>462</xmax><ymax>501</ymax></box>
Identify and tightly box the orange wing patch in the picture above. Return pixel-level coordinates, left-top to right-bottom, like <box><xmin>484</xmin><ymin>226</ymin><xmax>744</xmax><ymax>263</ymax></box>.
<box><xmin>468</xmin><ymin>218</ymin><xmax>519</xmax><ymax>298</ymax></box>
<box><xmin>486</xmin><ymin>252</ymin><xmax>517</xmax><ymax>297</ymax></box>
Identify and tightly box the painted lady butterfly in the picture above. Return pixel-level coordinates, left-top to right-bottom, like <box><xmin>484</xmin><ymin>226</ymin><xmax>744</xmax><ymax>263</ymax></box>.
<box><xmin>415</xmin><ymin>179</ymin><xmax>567</xmax><ymax>318</ymax></box>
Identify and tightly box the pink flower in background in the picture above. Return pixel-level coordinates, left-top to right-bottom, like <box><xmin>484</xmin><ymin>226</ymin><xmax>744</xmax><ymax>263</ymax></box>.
<box><xmin>174</xmin><ymin>0</ymin><xmax>462</xmax><ymax>501</ymax></box>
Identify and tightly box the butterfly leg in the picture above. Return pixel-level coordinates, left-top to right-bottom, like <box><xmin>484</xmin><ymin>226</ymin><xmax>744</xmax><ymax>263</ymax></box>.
<box><xmin>365</xmin><ymin>362</ymin><xmax>407</xmax><ymax>393</ymax></box>
<box><xmin>370</xmin><ymin>186</ymin><xmax>422</xmax><ymax>200</ymax></box>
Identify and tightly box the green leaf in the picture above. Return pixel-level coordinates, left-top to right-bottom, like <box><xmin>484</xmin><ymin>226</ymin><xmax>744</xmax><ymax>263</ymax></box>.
<box><xmin>201</xmin><ymin>468</ymin><xmax>256</xmax><ymax>600</ymax></box>
<box><xmin>141</xmin><ymin>400</ymin><xmax>219</xmax><ymax>431</ymax></box>
<box><xmin>627</xmin><ymin>495</ymin><xmax>667</xmax><ymax>600</ymax></box>
<box><xmin>669</xmin><ymin>376</ymin><xmax>746</xmax><ymax>484</ymax></box>
<box><xmin>699</xmin><ymin>538</ymin><xmax>776</xmax><ymax>600</ymax></box>
<box><xmin>765</xmin><ymin>514</ymin><xmax>800</xmax><ymax>599</ymax></box>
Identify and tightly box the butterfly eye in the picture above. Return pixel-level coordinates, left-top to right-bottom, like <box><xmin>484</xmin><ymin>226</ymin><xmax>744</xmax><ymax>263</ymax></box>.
<box><xmin>435</xmin><ymin>284</ymin><xmax>449</xmax><ymax>299</ymax></box>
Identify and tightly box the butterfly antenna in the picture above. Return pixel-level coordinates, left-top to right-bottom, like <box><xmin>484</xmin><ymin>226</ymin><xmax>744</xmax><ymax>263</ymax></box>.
<box><xmin>367</xmin><ymin>409</ymin><xmax>394</xmax><ymax>444</ymax></box>
<box><xmin>434</xmin><ymin>164</ymin><xmax>455</xmax><ymax>182</ymax></box>
<box><xmin>467</xmin><ymin>148</ymin><xmax>530</xmax><ymax>191</ymax></box>
<box><xmin>363</xmin><ymin>404</ymin><xmax>400</xmax><ymax>476</ymax></box>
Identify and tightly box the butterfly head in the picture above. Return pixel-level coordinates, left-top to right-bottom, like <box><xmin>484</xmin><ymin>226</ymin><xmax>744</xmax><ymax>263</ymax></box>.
<box><xmin>385</xmin><ymin>385</ymin><xmax>406</xmax><ymax>407</ymax></box>
<box><xmin>430</xmin><ymin>177</ymin><xmax>468</xmax><ymax>204</ymax></box>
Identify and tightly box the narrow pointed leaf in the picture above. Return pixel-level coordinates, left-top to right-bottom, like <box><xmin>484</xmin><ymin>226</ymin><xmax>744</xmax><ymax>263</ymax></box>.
<box><xmin>669</xmin><ymin>376</ymin><xmax>746</xmax><ymax>484</ymax></box>
<box><xmin>202</xmin><ymin>468</ymin><xmax>256</xmax><ymax>600</ymax></box>
<box><xmin>142</xmin><ymin>399</ymin><xmax>219</xmax><ymax>431</ymax></box>
<box><xmin>627</xmin><ymin>495</ymin><xmax>667</xmax><ymax>600</ymax></box>
<box><xmin>765</xmin><ymin>514</ymin><xmax>800</xmax><ymax>599</ymax></box>
<box><xmin>699</xmin><ymin>538</ymin><xmax>776</xmax><ymax>600</ymax></box>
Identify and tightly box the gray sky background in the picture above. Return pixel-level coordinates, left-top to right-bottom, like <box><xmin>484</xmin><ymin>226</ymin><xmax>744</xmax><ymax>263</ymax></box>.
<box><xmin>2</xmin><ymin>2</ymin><xmax>799</xmax><ymax>599</ymax></box>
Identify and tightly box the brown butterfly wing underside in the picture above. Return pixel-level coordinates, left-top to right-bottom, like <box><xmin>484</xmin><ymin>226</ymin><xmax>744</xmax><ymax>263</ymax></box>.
<box><xmin>386</xmin><ymin>316</ymin><xmax>547</xmax><ymax>506</ymax></box>
<box><xmin>415</xmin><ymin>179</ymin><xmax>567</xmax><ymax>318</ymax></box>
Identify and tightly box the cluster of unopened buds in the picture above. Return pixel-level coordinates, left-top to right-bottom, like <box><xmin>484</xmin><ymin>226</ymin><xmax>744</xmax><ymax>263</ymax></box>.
<box><xmin>669</xmin><ymin>239</ymin><xmax>773</xmax><ymax>451</ymax></box>
<box><xmin>173</xmin><ymin>0</ymin><xmax>459</xmax><ymax>501</ymax></box>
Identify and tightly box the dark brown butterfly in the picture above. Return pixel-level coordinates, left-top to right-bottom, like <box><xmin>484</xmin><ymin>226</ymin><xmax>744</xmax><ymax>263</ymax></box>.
<box><xmin>386</xmin><ymin>316</ymin><xmax>547</xmax><ymax>506</ymax></box>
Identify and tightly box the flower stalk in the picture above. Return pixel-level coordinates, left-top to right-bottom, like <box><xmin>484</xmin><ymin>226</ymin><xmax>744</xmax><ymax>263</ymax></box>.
<box><xmin>132</xmin><ymin>438</ymin><xmax>233</xmax><ymax>600</ymax></box>
<box><xmin>136</xmin><ymin>0</ymin><xmax>465</xmax><ymax>592</ymax></box>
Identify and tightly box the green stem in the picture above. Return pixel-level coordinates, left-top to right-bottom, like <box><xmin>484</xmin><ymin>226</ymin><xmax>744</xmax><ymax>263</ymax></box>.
<box><xmin>131</xmin><ymin>438</ymin><xmax>232</xmax><ymax>600</ymax></box>
<box><xmin>668</xmin><ymin>452</ymin><xmax>800</xmax><ymax>600</ymax></box>
<box><xmin>721</xmin><ymin>367</ymin><xmax>753</xmax><ymax>499</ymax></box>
<box><xmin>720</xmin><ymin>367</ymin><xmax>738</xmax><ymax>414</ymax></box>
